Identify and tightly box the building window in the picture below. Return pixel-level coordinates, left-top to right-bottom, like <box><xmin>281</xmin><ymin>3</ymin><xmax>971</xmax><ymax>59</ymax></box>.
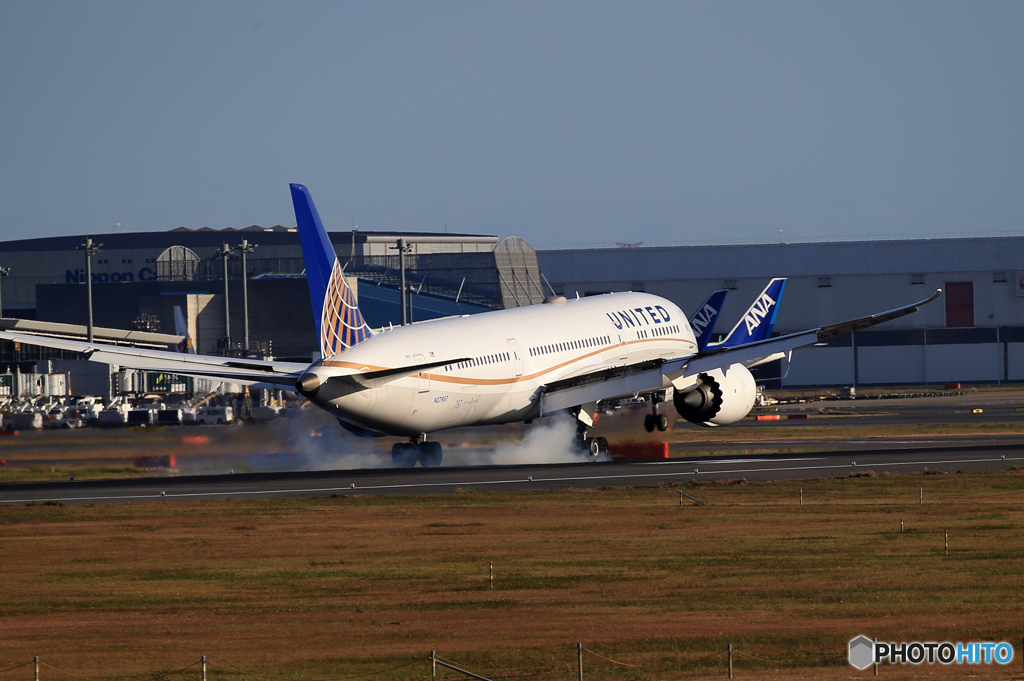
<box><xmin>630</xmin><ymin>281</ymin><xmax>645</xmax><ymax>292</ymax></box>
<box><xmin>723</xmin><ymin>279</ymin><xmax>737</xmax><ymax>290</ymax></box>
<box><xmin>911</xmin><ymin>274</ymin><xmax>925</xmax><ymax>285</ymax></box>
<box><xmin>818</xmin><ymin>277</ymin><xmax>832</xmax><ymax>288</ymax></box>
<box><xmin>122</xmin><ymin>258</ymin><xmax>132</xmax><ymax>265</ymax></box>
<box><xmin>97</xmin><ymin>258</ymin><xmax>108</xmax><ymax>265</ymax></box>
<box><xmin>994</xmin><ymin>272</ymin><xmax>1007</xmax><ymax>283</ymax></box>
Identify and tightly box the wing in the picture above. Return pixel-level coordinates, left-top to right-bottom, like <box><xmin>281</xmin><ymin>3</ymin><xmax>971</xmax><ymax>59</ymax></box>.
<box><xmin>0</xmin><ymin>330</ymin><xmax>309</xmax><ymax>387</ymax></box>
<box><xmin>538</xmin><ymin>289</ymin><xmax>942</xmax><ymax>414</ymax></box>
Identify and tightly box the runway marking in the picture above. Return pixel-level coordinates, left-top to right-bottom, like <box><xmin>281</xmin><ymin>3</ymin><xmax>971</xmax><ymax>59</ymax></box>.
<box><xmin>844</xmin><ymin>440</ymin><xmax>943</xmax><ymax>444</ymax></box>
<box><xmin>642</xmin><ymin>457</ymin><xmax>828</xmax><ymax>466</ymax></box>
<box><xmin>1</xmin><ymin>454</ymin><xmax>1022</xmax><ymax>505</ymax></box>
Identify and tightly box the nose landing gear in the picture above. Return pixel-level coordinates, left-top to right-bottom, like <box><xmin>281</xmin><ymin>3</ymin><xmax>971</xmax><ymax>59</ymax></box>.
<box><xmin>392</xmin><ymin>435</ymin><xmax>443</xmax><ymax>467</ymax></box>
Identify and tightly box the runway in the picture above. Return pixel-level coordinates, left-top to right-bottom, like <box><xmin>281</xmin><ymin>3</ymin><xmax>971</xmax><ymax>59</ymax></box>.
<box><xmin>3</xmin><ymin>440</ymin><xmax>1023</xmax><ymax>506</ymax></box>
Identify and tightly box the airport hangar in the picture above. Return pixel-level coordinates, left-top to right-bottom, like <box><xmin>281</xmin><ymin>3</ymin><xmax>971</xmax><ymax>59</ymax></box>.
<box><xmin>0</xmin><ymin>225</ymin><xmax>1020</xmax><ymax>397</ymax></box>
<box><xmin>0</xmin><ymin>226</ymin><xmax>546</xmax><ymax>397</ymax></box>
<box><xmin>537</xmin><ymin>235</ymin><xmax>1024</xmax><ymax>389</ymax></box>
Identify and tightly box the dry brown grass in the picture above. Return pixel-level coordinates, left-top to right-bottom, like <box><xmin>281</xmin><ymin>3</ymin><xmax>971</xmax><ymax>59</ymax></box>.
<box><xmin>3</xmin><ymin>470</ymin><xmax>1024</xmax><ymax>680</ymax></box>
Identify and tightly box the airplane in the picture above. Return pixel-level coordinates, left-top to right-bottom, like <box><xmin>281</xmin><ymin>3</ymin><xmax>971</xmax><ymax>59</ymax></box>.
<box><xmin>710</xmin><ymin>278</ymin><xmax>786</xmax><ymax>349</ymax></box>
<box><xmin>173</xmin><ymin>305</ymin><xmax>195</xmax><ymax>354</ymax></box>
<box><xmin>688</xmin><ymin>289</ymin><xmax>728</xmax><ymax>351</ymax></box>
<box><xmin>0</xmin><ymin>184</ymin><xmax>942</xmax><ymax>467</ymax></box>
<box><xmin>642</xmin><ymin>279</ymin><xmax>781</xmax><ymax>432</ymax></box>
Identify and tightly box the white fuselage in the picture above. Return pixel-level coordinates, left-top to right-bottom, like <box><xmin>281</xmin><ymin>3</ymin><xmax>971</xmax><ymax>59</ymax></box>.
<box><xmin>308</xmin><ymin>292</ymin><xmax>697</xmax><ymax>437</ymax></box>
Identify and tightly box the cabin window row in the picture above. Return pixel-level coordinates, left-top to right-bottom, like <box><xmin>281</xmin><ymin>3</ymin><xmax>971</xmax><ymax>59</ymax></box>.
<box><xmin>528</xmin><ymin>335</ymin><xmax>611</xmax><ymax>357</ymax></box>
<box><xmin>447</xmin><ymin>351</ymin><xmax>510</xmax><ymax>371</ymax></box>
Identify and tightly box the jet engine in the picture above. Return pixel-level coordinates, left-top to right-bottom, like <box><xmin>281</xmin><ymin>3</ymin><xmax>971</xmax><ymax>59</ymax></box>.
<box><xmin>673</xmin><ymin>364</ymin><xmax>757</xmax><ymax>427</ymax></box>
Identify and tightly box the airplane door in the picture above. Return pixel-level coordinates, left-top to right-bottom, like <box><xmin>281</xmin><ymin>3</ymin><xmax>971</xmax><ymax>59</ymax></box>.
<box><xmin>618</xmin><ymin>333</ymin><xmax>628</xmax><ymax>361</ymax></box>
<box><xmin>507</xmin><ymin>338</ymin><xmax>524</xmax><ymax>376</ymax></box>
<box><xmin>413</xmin><ymin>353</ymin><xmax>429</xmax><ymax>392</ymax></box>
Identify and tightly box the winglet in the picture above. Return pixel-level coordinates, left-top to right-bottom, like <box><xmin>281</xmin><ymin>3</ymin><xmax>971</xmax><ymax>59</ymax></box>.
<box><xmin>688</xmin><ymin>289</ymin><xmax>729</xmax><ymax>351</ymax></box>
<box><xmin>290</xmin><ymin>184</ymin><xmax>372</xmax><ymax>356</ymax></box>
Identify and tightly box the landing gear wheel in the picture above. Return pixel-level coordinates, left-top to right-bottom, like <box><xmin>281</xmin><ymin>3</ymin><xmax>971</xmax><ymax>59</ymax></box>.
<box><xmin>596</xmin><ymin>436</ymin><xmax>609</xmax><ymax>454</ymax></box>
<box><xmin>586</xmin><ymin>437</ymin><xmax>601</xmax><ymax>457</ymax></box>
<box><xmin>391</xmin><ymin>442</ymin><xmax>418</xmax><ymax>467</ymax></box>
<box><xmin>656</xmin><ymin>414</ymin><xmax>670</xmax><ymax>432</ymax></box>
<box><xmin>643</xmin><ymin>413</ymin><xmax>656</xmax><ymax>432</ymax></box>
<box><xmin>418</xmin><ymin>441</ymin><xmax>443</xmax><ymax>467</ymax></box>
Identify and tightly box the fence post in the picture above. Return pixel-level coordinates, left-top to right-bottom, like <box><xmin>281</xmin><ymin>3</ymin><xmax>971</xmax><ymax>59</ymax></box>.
<box><xmin>431</xmin><ymin>650</ymin><xmax>436</xmax><ymax>679</ymax></box>
<box><xmin>728</xmin><ymin>643</ymin><xmax>733</xmax><ymax>679</ymax></box>
<box><xmin>202</xmin><ymin>656</ymin><xmax>206</xmax><ymax>681</ymax></box>
<box><xmin>34</xmin><ymin>657</ymin><xmax>39</xmax><ymax>681</ymax></box>
<box><xmin>920</xmin><ymin>487</ymin><xmax>923</xmax><ymax>505</ymax></box>
<box><xmin>945</xmin><ymin>530</ymin><xmax>948</xmax><ymax>555</ymax></box>
<box><xmin>873</xmin><ymin>638</ymin><xmax>878</xmax><ymax>676</ymax></box>
<box><xmin>577</xmin><ymin>643</ymin><xmax>583</xmax><ymax>681</ymax></box>
<box><xmin>489</xmin><ymin>561</ymin><xmax>493</xmax><ymax>589</ymax></box>
<box><xmin>800</xmin><ymin>488</ymin><xmax>803</xmax><ymax>508</ymax></box>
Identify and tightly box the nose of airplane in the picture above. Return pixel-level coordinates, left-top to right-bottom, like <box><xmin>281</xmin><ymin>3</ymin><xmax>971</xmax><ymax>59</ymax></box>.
<box><xmin>295</xmin><ymin>372</ymin><xmax>324</xmax><ymax>397</ymax></box>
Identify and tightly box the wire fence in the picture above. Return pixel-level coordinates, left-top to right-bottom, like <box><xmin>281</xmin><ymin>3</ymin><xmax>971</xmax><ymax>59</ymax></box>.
<box><xmin>0</xmin><ymin>645</ymin><xmax>850</xmax><ymax>681</ymax></box>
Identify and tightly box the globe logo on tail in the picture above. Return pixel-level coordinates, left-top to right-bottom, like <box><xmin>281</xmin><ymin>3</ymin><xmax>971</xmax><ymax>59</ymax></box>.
<box><xmin>320</xmin><ymin>260</ymin><xmax>371</xmax><ymax>357</ymax></box>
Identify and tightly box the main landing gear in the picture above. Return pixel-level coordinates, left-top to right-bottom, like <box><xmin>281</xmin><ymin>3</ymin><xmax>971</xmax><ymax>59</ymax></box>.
<box><xmin>575</xmin><ymin>422</ymin><xmax>609</xmax><ymax>458</ymax></box>
<box><xmin>570</xmin><ymin>404</ymin><xmax>608</xmax><ymax>458</ymax></box>
<box><xmin>643</xmin><ymin>392</ymin><xmax>670</xmax><ymax>433</ymax></box>
<box><xmin>392</xmin><ymin>435</ymin><xmax>443</xmax><ymax>468</ymax></box>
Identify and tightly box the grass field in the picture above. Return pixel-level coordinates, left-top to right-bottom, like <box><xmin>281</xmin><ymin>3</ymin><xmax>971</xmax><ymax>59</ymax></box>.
<box><xmin>3</xmin><ymin>469</ymin><xmax>1024</xmax><ymax>680</ymax></box>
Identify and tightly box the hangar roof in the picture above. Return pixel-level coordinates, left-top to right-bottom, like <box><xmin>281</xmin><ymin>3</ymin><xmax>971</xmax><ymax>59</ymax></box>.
<box><xmin>537</xmin><ymin>236</ymin><xmax>1024</xmax><ymax>281</ymax></box>
<box><xmin>0</xmin><ymin>229</ymin><xmax>495</xmax><ymax>253</ymax></box>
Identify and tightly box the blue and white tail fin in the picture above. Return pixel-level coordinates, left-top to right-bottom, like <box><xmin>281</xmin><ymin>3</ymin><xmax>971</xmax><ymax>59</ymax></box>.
<box><xmin>711</xmin><ymin>278</ymin><xmax>787</xmax><ymax>349</ymax></box>
<box><xmin>688</xmin><ymin>289</ymin><xmax>728</xmax><ymax>351</ymax></box>
<box><xmin>173</xmin><ymin>305</ymin><xmax>195</xmax><ymax>354</ymax></box>
<box><xmin>290</xmin><ymin>183</ymin><xmax>372</xmax><ymax>358</ymax></box>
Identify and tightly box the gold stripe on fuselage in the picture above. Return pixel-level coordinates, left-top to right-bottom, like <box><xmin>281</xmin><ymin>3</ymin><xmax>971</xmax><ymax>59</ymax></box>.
<box><xmin>319</xmin><ymin>335</ymin><xmax>696</xmax><ymax>387</ymax></box>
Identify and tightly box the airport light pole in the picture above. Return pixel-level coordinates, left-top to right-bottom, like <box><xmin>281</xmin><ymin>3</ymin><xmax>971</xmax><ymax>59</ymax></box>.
<box><xmin>76</xmin><ymin>238</ymin><xmax>102</xmax><ymax>343</ymax></box>
<box><xmin>214</xmin><ymin>243</ymin><xmax>234</xmax><ymax>355</ymax></box>
<box><xmin>0</xmin><ymin>266</ymin><xmax>10</xmax><ymax>318</ymax></box>
<box><xmin>236</xmin><ymin>239</ymin><xmax>257</xmax><ymax>352</ymax></box>
<box><xmin>389</xmin><ymin>238</ymin><xmax>413</xmax><ymax>326</ymax></box>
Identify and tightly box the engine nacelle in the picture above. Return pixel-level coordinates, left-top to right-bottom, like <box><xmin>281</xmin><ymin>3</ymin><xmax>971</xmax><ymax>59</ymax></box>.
<box><xmin>673</xmin><ymin>364</ymin><xmax>757</xmax><ymax>427</ymax></box>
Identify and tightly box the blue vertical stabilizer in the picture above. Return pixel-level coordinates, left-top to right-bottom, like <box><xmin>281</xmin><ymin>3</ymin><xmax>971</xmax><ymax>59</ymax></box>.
<box><xmin>688</xmin><ymin>289</ymin><xmax>729</xmax><ymax>351</ymax></box>
<box><xmin>173</xmin><ymin>305</ymin><xmax>195</xmax><ymax>354</ymax></box>
<box><xmin>712</xmin><ymin>278</ymin><xmax>787</xmax><ymax>348</ymax></box>
<box><xmin>290</xmin><ymin>184</ymin><xmax>372</xmax><ymax>356</ymax></box>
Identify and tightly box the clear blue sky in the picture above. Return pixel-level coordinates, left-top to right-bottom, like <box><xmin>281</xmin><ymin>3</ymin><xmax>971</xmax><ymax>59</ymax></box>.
<box><xmin>2</xmin><ymin>1</ymin><xmax>1022</xmax><ymax>246</ymax></box>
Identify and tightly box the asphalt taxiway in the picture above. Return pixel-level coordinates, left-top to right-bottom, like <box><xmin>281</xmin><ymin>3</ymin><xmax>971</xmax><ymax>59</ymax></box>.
<box><xmin>2</xmin><ymin>440</ymin><xmax>1022</xmax><ymax>506</ymax></box>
